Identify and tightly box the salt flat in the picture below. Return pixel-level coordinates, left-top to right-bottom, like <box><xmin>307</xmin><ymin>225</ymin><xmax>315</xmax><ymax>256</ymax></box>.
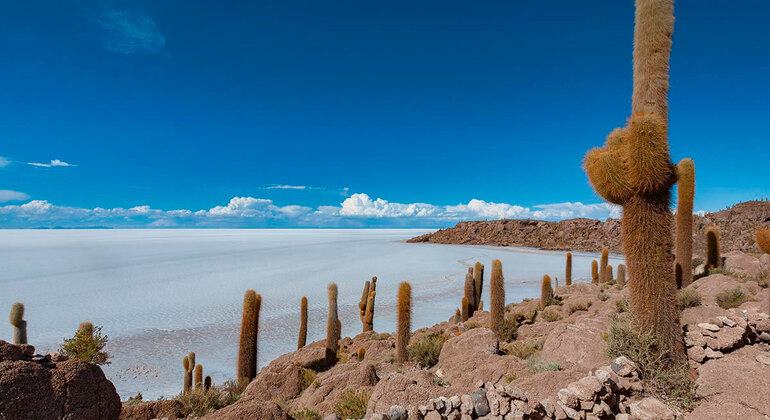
<box><xmin>0</xmin><ymin>229</ymin><xmax>622</xmax><ymax>399</ymax></box>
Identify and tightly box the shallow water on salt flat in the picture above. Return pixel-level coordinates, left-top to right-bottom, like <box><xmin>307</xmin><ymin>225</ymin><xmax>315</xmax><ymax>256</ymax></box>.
<box><xmin>0</xmin><ymin>229</ymin><xmax>623</xmax><ymax>399</ymax></box>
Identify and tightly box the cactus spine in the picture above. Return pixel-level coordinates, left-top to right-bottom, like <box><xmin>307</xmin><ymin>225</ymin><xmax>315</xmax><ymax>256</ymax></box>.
<box><xmin>473</xmin><ymin>262</ymin><xmax>484</xmax><ymax>312</ymax></box>
<box><xmin>194</xmin><ymin>364</ymin><xmax>203</xmax><ymax>390</ymax></box>
<box><xmin>237</xmin><ymin>290</ymin><xmax>261</xmax><ymax>383</ymax></box>
<box><xmin>583</xmin><ymin>0</ymin><xmax>683</xmax><ymax>361</ymax></box>
<box><xmin>183</xmin><ymin>356</ymin><xmax>192</xmax><ymax>393</ymax></box>
<box><xmin>298</xmin><ymin>296</ymin><xmax>308</xmax><ymax>350</ymax></box>
<box><xmin>540</xmin><ymin>275</ymin><xmax>553</xmax><ymax>309</ymax></box>
<box><xmin>706</xmin><ymin>226</ymin><xmax>721</xmax><ymax>270</ymax></box>
<box><xmin>757</xmin><ymin>229</ymin><xmax>770</xmax><ymax>254</ymax></box>
<box><xmin>325</xmin><ymin>283</ymin><xmax>339</xmax><ymax>366</ymax></box>
<box><xmin>565</xmin><ymin>252</ymin><xmax>572</xmax><ymax>286</ymax></box>
<box><xmin>599</xmin><ymin>248</ymin><xmax>609</xmax><ymax>283</ymax></box>
<box><xmin>9</xmin><ymin>302</ymin><xmax>27</xmax><ymax>345</ymax></box>
<box><xmin>489</xmin><ymin>259</ymin><xmax>505</xmax><ymax>336</ymax></box>
<box><xmin>461</xmin><ymin>297</ymin><xmax>470</xmax><ymax>322</ymax></box>
<box><xmin>464</xmin><ymin>268</ymin><xmax>476</xmax><ymax>316</ymax></box>
<box><xmin>675</xmin><ymin>158</ymin><xmax>695</xmax><ymax>288</ymax></box>
<box><xmin>617</xmin><ymin>264</ymin><xmax>627</xmax><ymax>287</ymax></box>
<box><xmin>591</xmin><ymin>260</ymin><xmax>599</xmax><ymax>284</ymax></box>
<box><xmin>363</xmin><ymin>277</ymin><xmax>377</xmax><ymax>332</ymax></box>
<box><xmin>396</xmin><ymin>282</ymin><xmax>412</xmax><ymax>363</ymax></box>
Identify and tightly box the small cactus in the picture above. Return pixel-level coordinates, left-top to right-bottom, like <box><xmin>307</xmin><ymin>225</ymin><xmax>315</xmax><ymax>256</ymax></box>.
<box><xmin>617</xmin><ymin>264</ymin><xmax>627</xmax><ymax>287</ymax></box>
<box><xmin>357</xmin><ymin>347</ymin><xmax>366</xmax><ymax>361</ymax></box>
<box><xmin>395</xmin><ymin>282</ymin><xmax>412</xmax><ymax>363</ymax></box>
<box><xmin>9</xmin><ymin>302</ymin><xmax>27</xmax><ymax>345</ymax></box>
<box><xmin>358</xmin><ymin>280</ymin><xmax>370</xmax><ymax>320</ymax></box>
<box><xmin>78</xmin><ymin>322</ymin><xmax>94</xmax><ymax>338</ymax></box>
<box><xmin>363</xmin><ymin>277</ymin><xmax>377</xmax><ymax>332</ymax></box>
<box><xmin>325</xmin><ymin>283</ymin><xmax>339</xmax><ymax>366</ymax></box>
<box><xmin>600</xmin><ymin>248</ymin><xmax>609</xmax><ymax>283</ymax></box>
<box><xmin>461</xmin><ymin>297</ymin><xmax>470</xmax><ymax>322</ymax></box>
<box><xmin>464</xmin><ymin>268</ymin><xmax>476</xmax><ymax>316</ymax></box>
<box><xmin>756</xmin><ymin>229</ymin><xmax>770</xmax><ymax>254</ymax></box>
<box><xmin>591</xmin><ymin>260</ymin><xmax>599</xmax><ymax>284</ymax></box>
<box><xmin>675</xmin><ymin>158</ymin><xmax>695</xmax><ymax>288</ymax></box>
<box><xmin>565</xmin><ymin>252</ymin><xmax>572</xmax><ymax>286</ymax></box>
<box><xmin>194</xmin><ymin>364</ymin><xmax>203</xmax><ymax>390</ymax></box>
<box><xmin>237</xmin><ymin>290</ymin><xmax>261</xmax><ymax>383</ymax></box>
<box><xmin>183</xmin><ymin>356</ymin><xmax>192</xmax><ymax>393</ymax></box>
<box><xmin>204</xmin><ymin>376</ymin><xmax>212</xmax><ymax>391</ymax></box>
<box><xmin>473</xmin><ymin>262</ymin><xmax>484</xmax><ymax>312</ymax></box>
<box><xmin>540</xmin><ymin>275</ymin><xmax>553</xmax><ymax>309</ymax></box>
<box><xmin>489</xmin><ymin>259</ymin><xmax>505</xmax><ymax>336</ymax></box>
<box><xmin>298</xmin><ymin>296</ymin><xmax>308</xmax><ymax>350</ymax></box>
<box><xmin>706</xmin><ymin>225</ymin><xmax>721</xmax><ymax>270</ymax></box>
<box><xmin>607</xmin><ymin>265</ymin><xmax>614</xmax><ymax>283</ymax></box>
<box><xmin>188</xmin><ymin>352</ymin><xmax>196</xmax><ymax>371</ymax></box>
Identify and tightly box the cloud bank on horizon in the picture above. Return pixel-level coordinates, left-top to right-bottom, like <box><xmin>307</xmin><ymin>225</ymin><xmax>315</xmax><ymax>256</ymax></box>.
<box><xmin>0</xmin><ymin>193</ymin><xmax>621</xmax><ymax>228</ymax></box>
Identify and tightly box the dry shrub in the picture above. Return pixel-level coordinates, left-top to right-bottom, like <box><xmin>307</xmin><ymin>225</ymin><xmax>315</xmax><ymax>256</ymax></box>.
<box><xmin>715</xmin><ymin>288</ymin><xmax>748</xmax><ymax>309</ymax></box>
<box><xmin>566</xmin><ymin>300</ymin><xmax>592</xmax><ymax>315</ymax></box>
<box><xmin>497</xmin><ymin>315</ymin><xmax>518</xmax><ymax>342</ymax></box>
<box><xmin>676</xmin><ymin>289</ymin><xmax>702</xmax><ymax>309</ymax></box>
<box><xmin>292</xmin><ymin>408</ymin><xmax>321</xmax><ymax>420</ymax></box>
<box><xmin>59</xmin><ymin>325</ymin><xmax>110</xmax><ymax>365</ymax></box>
<box><xmin>333</xmin><ymin>389</ymin><xmax>370</xmax><ymax>419</ymax></box>
<box><xmin>177</xmin><ymin>388</ymin><xmax>224</xmax><ymax>416</ymax></box>
<box><xmin>407</xmin><ymin>333</ymin><xmax>447</xmax><ymax>368</ymax></box>
<box><xmin>541</xmin><ymin>308</ymin><xmax>562</xmax><ymax>322</ymax></box>
<box><xmin>507</xmin><ymin>340</ymin><xmax>541</xmax><ymax>360</ymax></box>
<box><xmin>525</xmin><ymin>354</ymin><xmax>561</xmax><ymax>373</ymax></box>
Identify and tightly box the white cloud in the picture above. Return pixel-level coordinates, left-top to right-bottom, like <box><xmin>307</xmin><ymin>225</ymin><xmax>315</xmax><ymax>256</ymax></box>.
<box><xmin>0</xmin><ymin>157</ymin><xmax>10</xmax><ymax>168</ymax></box>
<box><xmin>264</xmin><ymin>184</ymin><xmax>308</xmax><ymax>190</ymax></box>
<box><xmin>0</xmin><ymin>193</ymin><xmax>619</xmax><ymax>228</ymax></box>
<box><xmin>27</xmin><ymin>159</ymin><xmax>76</xmax><ymax>168</ymax></box>
<box><xmin>0</xmin><ymin>190</ymin><xmax>30</xmax><ymax>203</ymax></box>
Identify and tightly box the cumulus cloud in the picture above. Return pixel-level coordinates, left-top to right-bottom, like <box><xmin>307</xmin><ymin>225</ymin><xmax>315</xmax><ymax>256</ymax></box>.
<box><xmin>97</xmin><ymin>7</ymin><xmax>165</xmax><ymax>54</ymax></box>
<box><xmin>27</xmin><ymin>159</ymin><xmax>76</xmax><ymax>168</ymax></box>
<box><xmin>0</xmin><ymin>190</ymin><xmax>30</xmax><ymax>203</ymax></box>
<box><xmin>0</xmin><ymin>193</ymin><xmax>619</xmax><ymax>228</ymax></box>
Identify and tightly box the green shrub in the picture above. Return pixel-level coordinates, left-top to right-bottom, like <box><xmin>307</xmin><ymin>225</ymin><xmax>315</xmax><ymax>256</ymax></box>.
<box><xmin>333</xmin><ymin>389</ymin><xmax>370</xmax><ymax>419</ymax></box>
<box><xmin>497</xmin><ymin>315</ymin><xmax>518</xmax><ymax>342</ymax></box>
<box><xmin>715</xmin><ymin>288</ymin><xmax>748</xmax><ymax>309</ymax></box>
<box><xmin>59</xmin><ymin>325</ymin><xmax>110</xmax><ymax>365</ymax></box>
<box><xmin>677</xmin><ymin>289</ymin><xmax>702</xmax><ymax>309</ymax></box>
<box><xmin>605</xmin><ymin>315</ymin><xmax>697</xmax><ymax>410</ymax></box>
<box><xmin>298</xmin><ymin>368</ymin><xmax>316</xmax><ymax>392</ymax></box>
<box><xmin>541</xmin><ymin>308</ymin><xmax>562</xmax><ymax>322</ymax></box>
<box><xmin>525</xmin><ymin>354</ymin><xmax>561</xmax><ymax>373</ymax></box>
<box><xmin>177</xmin><ymin>388</ymin><xmax>223</xmax><ymax>416</ymax></box>
<box><xmin>566</xmin><ymin>300</ymin><xmax>592</xmax><ymax>315</ymax></box>
<box><xmin>407</xmin><ymin>333</ymin><xmax>447</xmax><ymax>368</ymax></box>
<box><xmin>291</xmin><ymin>408</ymin><xmax>321</xmax><ymax>420</ymax></box>
<box><xmin>615</xmin><ymin>297</ymin><xmax>630</xmax><ymax>313</ymax></box>
<box><xmin>506</xmin><ymin>340</ymin><xmax>541</xmax><ymax>360</ymax></box>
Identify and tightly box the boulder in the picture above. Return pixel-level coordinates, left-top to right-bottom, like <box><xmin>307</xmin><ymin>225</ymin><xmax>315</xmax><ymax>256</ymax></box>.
<box><xmin>629</xmin><ymin>398</ymin><xmax>675</xmax><ymax>420</ymax></box>
<box><xmin>120</xmin><ymin>400</ymin><xmax>185</xmax><ymax>420</ymax></box>
<box><xmin>541</xmin><ymin>314</ymin><xmax>610</xmax><ymax>370</ymax></box>
<box><xmin>200</xmin><ymin>400</ymin><xmax>294</xmax><ymax>420</ymax></box>
<box><xmin>723</xmin><ymin>251</ymin><xmax>764</xmax><ymax>278</ymax></box>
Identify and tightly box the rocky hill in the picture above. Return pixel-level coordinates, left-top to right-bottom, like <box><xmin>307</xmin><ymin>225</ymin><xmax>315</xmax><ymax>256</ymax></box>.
<box><xmin>408</xmin><ymin>201</ymin><xmax>770</xmax><ymax>255</ymax></box>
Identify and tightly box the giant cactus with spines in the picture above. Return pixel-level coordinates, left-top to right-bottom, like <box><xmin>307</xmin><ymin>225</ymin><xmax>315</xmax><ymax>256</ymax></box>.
<box><xmin>473</xmin><ymin>262</ymin><xmax>484</xmax><ymax>311</ymax></box>
<box><xmin>298</xmin><ymin>296</ymin><xmax>308</xmax><ymax>349</ymax></box>
<box><xmin>706</xmin><ymin>226</ymin><xmax>721</xmax><ymax>270</ymax></box>
<box><xmin>363</xmin><ymin>277</ymin><xmax>377</xmax><ymax>332</ymax></box>
<box><xmin>183</xmin><ymin>356</ymin><xmax>192</xmax><ymax>393</ymax></box>
<box><xmin>464</xmin><ymin>268</ymin><xmax>476</xmax><ymax>316</ymax></box>
<box><xmin>617</xmin><ymin>264</ymin><xmax>627</xmax><ymax>287</ymax></box>
<box><xmin>540</xmin><ymin>275</ymin><xmax>553</xmax><ymax>309</ymax></box>
<box><xmin>461</xmin><ymin>297</ymin><xmax>469</xmax><ymax>322</ymax></box>
<box><xmin>583</xmin><ymin>0</ymin><xmax>683</xmax><ymax>361</ymax></box>
<box><xmin>325</xmin><ymin>283</ymin><xmax>339</xmax><ymax>366</ymax></box>
<box><xmin>600</xmin><ymin>248</ymin><xmax>609</xmax><ymax>283</ymax></box>
<box><xmin>396</xmin><ymin>282</ymin><xmax>411</xmax><ymax>363</ymax></box>
<box><xmin>591</xmin><ymin>260</ymin><xmax>599</xmax><ymax>284</ymax></box>
<box><xmin>9</xmin><ymin>302</ymin><xmax>27</xmax><ymax>345</ymax></box>
<box><xmin>565</xmin><ymin>252</ymin><xmax>572</xmax><ymax>286</ymax></box>
<box><xmin>489</xmin><ymin>260</ymin><xmax>505</xmax><ymax>336</ymax></box>
<box><xmin>675</xmin><ymin>158</ymin><xmax>695</xmax><ymax>288</ymax></box>
<box><xmin>237</xmin><ymin>290</ymin><xmax>261</xmax><ymax>383</ymax></box>
<box><xmin>194</xmin><ymin>364</ymin><xmax>203</xmax><ymax>390</ymax></box>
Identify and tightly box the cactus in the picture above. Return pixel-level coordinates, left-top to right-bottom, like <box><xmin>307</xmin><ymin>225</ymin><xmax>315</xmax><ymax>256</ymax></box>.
<box><xmin>591</xmin><ymin>260</ymin><xmax>599</xmax><ymax>284</ymax></box>
<box><xmin>608</xmin><ymin>265</ymin><xmax>614</xmax><ymax>283</ymax></box>
<box><xmin>706</xmin><ymin>225</ymin><xmax>721</xmax><ymax>270</ymax></box>
<box><xmin>617</xmin><ymin>264</ymin><xmax>627</xmax><ymax>287</ymax></box>
<box><xmin>363</xmin><ymin>277</ymin><xmax>377</xmax><ymax>332</ymax></box>
<box><xmin>357</xmin><ymin>347</ymin><xmax>366</xmax><ymax>361</ymax></box>
<box><xmin>9</xmin><ymin>302</ymin><xmax>27</xmax><ymax>345</ymax></box>
<box><xmin>396</xmin><ymin>282</ymin><xmax>412</xmax><ymax>363</ymax></box>
<box><xmin>204</xmin><ymin>376</ymin><xmax>212</xmax><ymax>391</ymax></box>
<box><xmin>325</xmin><ymin>283</ymin><xmax>339</xmax><ymax>366</ymax></box>
<box><xmin>583</xmin><ymin>0</ymin><xmax>683</xmax><ymax>361</ymax></box>
<box><xmin>757</xmin><ymin>229</ymin><xmax>770</xmax><ymax>254</ymax></box>
<box><xmin>599</xmin><ymin>248</ymin><xmax>609</xmax><ymax>283</ymax></box>
<box><xmin>194</xmin><ymin>364</ymin><xmax>203</xmax><ymax>390</ymax></box>
<box><xmin>675</xmin><ymin>158</ymin><xmax>695</xmax><ymax>288</ymax></box>
<box><xmin>298</xmin><ymin>296</ymin><xmax>308</xmax><ymax>350</ymax></box>
<box><xmin>453</xmin><ymin>308</ymin><xmax>461</xmax><ymax>323</ymax></box>
<box><xmin>555</xmin><ymin>277</ymin><xmax>559</xmax><ymax>292</ymax></box>
<box><xmin>540</xmin><ymin>275</ymin><xmax>553</xmax><ymax>309</ymax></box>
<box><xmin>237</xmin><ymin>290</ymin><xmax>261</xmax><ymax>383</ymax></box>
<box><xmin>464</xmin><ymin>268</ymin><xmax>476</xmax><ymax>316</ymax></box>
<box><xmin>183</xmin><ymin>356</ymin><xmax>192</xmax><ymax>393</ymax></box>
<box><xmin>77</xmin><ymin>321</ymin><xmax>94</xmax><ymax>337</ymax></box>
<box><xmin>477</xmin><ymin>300</ymin><xmax>484</xmax><ymax>311</ymax></box>
<box><xmin>489</xmin><ymin>259</ymin><xmax>505</xmax><ymax>336</ymax></box>
<box><xmin>461</xmin><ymin>297</ymin><xmax>470</xmax><ymax>322</ymax></box>
<box><xmin>565</xmin><ymin>252</ymin><xmax>573</xmax><ymax>286</ymax></box>
<box><xmin>188</xmin><ymin>352</ymin><xmax>196</xmax><ymax>371</ymax></box>
<box><xmin>358</xmin><ymin>280</ymin><xmax>370</xmax><ymax>319</ymax></box>
<box><xmin>473</xmin><ymin>262</ymin><xmax>484</xmax><ymax>312</ymax></box>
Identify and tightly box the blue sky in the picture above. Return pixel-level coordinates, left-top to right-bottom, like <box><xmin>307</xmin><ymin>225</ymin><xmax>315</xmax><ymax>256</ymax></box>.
<box><xmin>1</xmin><ymin>1</ymin><xmax>768</xmax><ymax>228</ymax></box>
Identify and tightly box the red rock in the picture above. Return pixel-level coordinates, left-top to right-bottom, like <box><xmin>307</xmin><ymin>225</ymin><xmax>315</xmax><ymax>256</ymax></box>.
<box><xmin>120</xmin><ymin>400</ymin><xmax>184</xmax><ymax>420</ymax></box>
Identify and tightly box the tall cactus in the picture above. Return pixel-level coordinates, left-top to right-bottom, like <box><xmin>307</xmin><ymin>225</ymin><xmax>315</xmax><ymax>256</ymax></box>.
<box><xmin>237</xmin><ymin>290</ymin><xmax>261</xmax><ymax>383</ymax></box>
<box><xmin>9</xmin><ymin>302</ymin><xmax>27</xmax><ymax>345</ymax></box>
<box><xmin>204</xmin><ymin>376</ymin><xmax>212</xmax><ymax>391</ymax></box>
<box><xmin>363</xmin><ymin>277</ymin><xmax>377</xmax><ymax>332</ymax></box>
<box><xmin>675</xmin><ymin>158</ymin><xmax>695</xmax><ymax>288</ymax></box>
<box><xmin>608</xmin><ymin>265</ymin><xmax>614</xmax><ymax>283</ymax></box>
<box><xmin>599</xmin><ymin>248</ymin><xmax>609</xmax><ymax>283</ymax></box>
<box><xmin>194</xmin><ymin>364</ymin><xmax>203</xmax><ymax>390</ymax></box>
<box><xmin>757</xmin><ymin>229</ymin><xmax>770</xmax><ymax>254</ymax></box>
<box><xmin>358</xmin><ymin>280</ymin><xmax>370</xmax><ymax>323</ymax></box>
<box><xmin>183</xmin><ymin>356</ymin><xmax>192</xmax><ymax>393</ymax></box>
<box><xmin>565</xmin><ymin>252</ymin><xmax>573</xmax><ymax>286</ymax></box>
<box><xmin>591</xmin><ymin>260</ymin><xmax>599</xmax><ymax>284</ymax></box>
<box><xmin>298</xmin><ymin>296</ymin><xmax>308</xmax><ymax>350</ymax></box>
<box><xmin>464</xmin><ymin>268</ymin><xmax>476</xmax><ymax>316</ymax></box>
<box><xmin>540</xmin><ymin>275</ymin><xmax>553</xmax><ymax>309</ymax></box>
<box><xmin>583</xmin><ymin>0</ymin><xmax>683</xmax><ymax>361</ymax></box>
<box><xmin>396</xmin><ymin>282</ymin><xmax>412</xmax><ymax>363</ymax></box>
<box><xmin>706</xmin><ymin>226</ymin><xmax>721</xmax><ymax>270</ymax></box>
<box><xmin>325</xmin><ymin>283</ymin><xmax>339</xmax><ymax>366</ymax></box>
<box><xmin>617</xmin><ymin>264</ymin><xmax>627</xmax><ymax>287</ymax></box>
<box><xmin>489</xmin><ymin>259</ymin><xmax>505</xmax><ymax>336</ymax></box>
<box><xmin>461</xmin><ymin>297</ymin><xmax>470</xmax><ymax>322</ymax></box>
<box><xmin>473</xmin><ymin>262</ymin><xmax>484</xmax><ymax>311</ymax></box>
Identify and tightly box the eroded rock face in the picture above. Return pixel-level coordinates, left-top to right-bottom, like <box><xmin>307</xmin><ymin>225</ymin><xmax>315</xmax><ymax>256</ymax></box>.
<box><xmin>541</xmin><ymin>315</ymin><xmax>610</xmax><ymax>371</ymax></box>
<box><xmin>119</xmin><ymin>400</ymin><xmax>185</xmax><ymax>420</ymax></box>
<box><xmin>200</xmin><ymin>400</ymin><xmax>294</xmax><ymax>420</ymax></box>
<box><xmin>0</xmin><ymin>340</ymin><xmax>121</xmax><ymax>420</ymax></box>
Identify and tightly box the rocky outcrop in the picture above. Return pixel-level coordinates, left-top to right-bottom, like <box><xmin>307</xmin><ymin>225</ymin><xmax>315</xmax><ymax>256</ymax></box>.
<box><xmin>409</xmin><ymin>201</ymin><xmax>770</xmax><ymax>255</ymax></box>
<box><xmin>0</xmin><ymin>340</ymin><xmax>121</xmax><ymax>420</ymax></box>
<box><xmin>120</xmin><ymin>400</ymin><xmax>185</xmax><ymax>420</ymax></box>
